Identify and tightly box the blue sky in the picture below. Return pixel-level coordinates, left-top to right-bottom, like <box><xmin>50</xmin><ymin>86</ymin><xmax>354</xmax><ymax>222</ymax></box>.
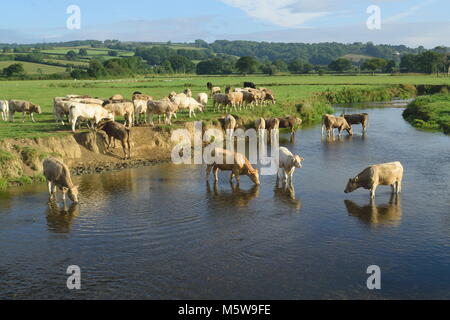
<box><xmin>0</xmin><ymin>0</ymin><xmax>448</xmax><ymax>47</ymax></box>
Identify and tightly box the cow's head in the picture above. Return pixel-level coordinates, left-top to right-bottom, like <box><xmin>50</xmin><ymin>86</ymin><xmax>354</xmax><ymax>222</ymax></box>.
<box><xmin>291</xmin><ymin>155</ymin><xmax>304</xmax><ymax>169</ymax></box>
<box><xmin>346</xmin><ymin>125</ymin><xmax>354</xmax><ymax>136</ymax></box>
<box><xmin>345</xmin><ymin>177</ymin><xmax>359</xmax><ymax>194</ymax></box>
<box><xmin>168</xmin><ymin>92</ymin><xmax>177</xmax><ymax>101</ymax></box>
<box><xmin>66</xmin><ymin>185</ymin><xmax>79</xmax><ymax>203</ymax></box>
<box><xmin>32</xmin><ymin>104</ymin><xmax>42</xmax><ymax>114</ymax></box>
<box><xmin>248</xmin><ymin>168</ymin><xmax>260</xmax><ymax>185</ymax></box>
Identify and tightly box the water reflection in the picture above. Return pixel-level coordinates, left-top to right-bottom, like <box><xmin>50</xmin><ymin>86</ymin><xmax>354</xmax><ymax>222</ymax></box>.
<box><xmin>274</xmin><ymin>182</ymin><xmax>302</xmax><ymax>210</ymax></box>
<box><xmin>344</xmin><ymin>195</ymin><xmax>402</xmax><ymax>227</ymax></box>
<box><xmin>46</xmin><ymin>200</ymin><xmax>80</xmax><ymax>234</ymax></box>
<box><xmin>206</xmin><ymin>181</ymin><xmax>260</xmax><ymax>208</ymax></box>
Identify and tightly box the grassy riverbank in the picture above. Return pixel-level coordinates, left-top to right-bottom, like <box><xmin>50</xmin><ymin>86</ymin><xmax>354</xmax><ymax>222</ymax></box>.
<box><xmin>1</xmin><ymin>74</ymin><xmax>449</xmax><ymax>140</ymax></box>
<box><xmin>403</xmin><ymin>94</ymin><xmax>450</xmax><ymax>134</ymax></box>
<box><xmin>0</xmin><ymin>74</ymin><xmax>449</xmax><ymax>190</ymax></box>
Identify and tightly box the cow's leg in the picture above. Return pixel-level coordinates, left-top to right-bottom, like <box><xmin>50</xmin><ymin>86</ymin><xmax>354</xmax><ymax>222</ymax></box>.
<box><xmin>47</xmin><ymin>181</ymin><xmax>53</xmax><ymax>198</ymax></box>
<box><xmin>71</xmin><ymin>119</ymin><xmax>77</xmax><ymax>133</ymax></box>
<box><xmin>62</xmin><ymin>189</ymin><xmax>67</xmax><ymax>206</ymax></box>
<box><xmin>22</xmin><ymin>112</ymin><xmax>26</xmax><ymax>123</ymax></box>
<box><xmin>120</xmin><ymin>140</ymin><xmax>127</xmax><ymax>159</ymax></box>
<box><xmin>396</xmin><ymin>180</ymin><xmax>402</xmax><ymax>194</ymax></box>
<box><xmin>206</xmin><ymin>165</ymin><xmax>213</xmax><ymax>180</ymax></box>
<box><xmin>370</xmin><ymin>185</ymin><xmax>377</xmax><ymax>199</ymax></box>
<box><xmin>30</xmin><ymin>113</ymin><xmax>36</xmax><ymax>123</ymax></box>
<box><xmin>9</xmin><ymin>111</ymin><xmax>14</xmax><ymax>122</ymax></box>
<box><xmin>233</xmin><ymin>169</ymin><xmax>241</xmax><ymax>184</ymax></box>
<box><xmin>288</xmin><ymin>168</ymin><xmax>295</xmax><ymax>185</ymax></box>
<box><xmin>230</xmin><ymin>172</ymin><xmax>235</xmax><ymax>182</ymax></box>
<box><xmin>214</xmin><ymin>167</ymin><xmax>220</xmax><ymax>182</ymax></box>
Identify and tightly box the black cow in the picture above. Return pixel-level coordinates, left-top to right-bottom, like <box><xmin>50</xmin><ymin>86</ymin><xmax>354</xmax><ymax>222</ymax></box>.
<box><xmin>244</xmin><ymin>82</ymin><xmax>256</xmax><ymax>89</ymax></box>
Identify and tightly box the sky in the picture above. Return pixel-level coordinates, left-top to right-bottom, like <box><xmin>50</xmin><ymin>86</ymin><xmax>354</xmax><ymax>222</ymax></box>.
<box><xmin>0</xmin><ymin>0</ymin><xmax>448</xmax><ymax>47</ymax></box>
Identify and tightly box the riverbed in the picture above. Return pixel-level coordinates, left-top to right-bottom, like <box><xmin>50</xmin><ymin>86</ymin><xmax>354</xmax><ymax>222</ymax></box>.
<box><xmin>0</xmin><ymin>102</ymin><xmax>449</xmax><ymax>299</ymax></box>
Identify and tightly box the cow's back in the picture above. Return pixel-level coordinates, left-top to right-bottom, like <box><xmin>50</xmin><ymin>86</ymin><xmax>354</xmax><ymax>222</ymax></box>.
<box><xmin>372</xmin><ymin>162</ymin><xmax>403</xmax><ymax>185</ymax></box>
<box><xmin>43</xmin><ymin>158</ymin><xmax>65</xmax><ymax>183</ymax></box>
<box><xmin>9</xmin><ymin>100</ymin><xmax>28</xmax><ymax>112</ymax></box>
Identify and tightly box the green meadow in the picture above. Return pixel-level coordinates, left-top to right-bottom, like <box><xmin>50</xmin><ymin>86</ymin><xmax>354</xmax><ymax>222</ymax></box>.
<box><xmin>0</xmin><ymin>74</ymin><xmax>449</xmax><ymax>140</ymax></box>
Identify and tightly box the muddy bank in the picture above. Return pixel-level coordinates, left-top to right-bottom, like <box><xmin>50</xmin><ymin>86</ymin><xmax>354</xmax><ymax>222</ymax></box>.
<box><xmin>0</xmin><ymin>121</ymin><xmax>216</xmax><ymax>189</ymax></box>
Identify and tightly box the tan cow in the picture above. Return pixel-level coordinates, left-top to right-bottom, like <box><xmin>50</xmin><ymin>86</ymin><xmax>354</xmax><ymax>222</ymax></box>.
<box><xmin>206</xmin><ymin>148</ymin><xmax>260</xmax><ymax>185</ymax></box>
<box><xmin>345</xmin><ymin>162</ymin><xmax>404</xmax><ymax>199</ymax></box>
<box><xmin>9</xmin><ymin>100</ymin><xmax>42</xmax><ymax>123</ymax></box>
<box><xmin>43</xmin><ymin>158</ymin><xmax>79</xmax><ymax>204</ymax></box>
<box><xmin>102</xmin><ymin>100</ymin><xmax>134</xmax><ymax>128</ymax></box>
<box><xmin>147</xmin><ymin>97</ymin><xmax>178</xmax><ymax>125</ymax></box>
<box><xmin>322</xmin><ymin>114</ymin><xmax>353</xmax><ymax>137</ymax></box>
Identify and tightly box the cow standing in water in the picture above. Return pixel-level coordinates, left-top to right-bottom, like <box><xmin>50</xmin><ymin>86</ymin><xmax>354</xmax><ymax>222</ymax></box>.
<box><xmin>345</xmin><ymin>162</ymin><xmax>404</xmax><ymax>199</ymax></box>
<box><xmin>206</xmin><ymin>148</ymin><xmax>260</xmax><ymax>185</ymax></box>
<box><xmin>43</xmin><ymin>158</ymin><xmax>79</xmax><ymax>204</ymax></box>
<box><xmin>342</xmin><ymin>113</ymin><xmax>369</xmax><ymax>133</ymax></box>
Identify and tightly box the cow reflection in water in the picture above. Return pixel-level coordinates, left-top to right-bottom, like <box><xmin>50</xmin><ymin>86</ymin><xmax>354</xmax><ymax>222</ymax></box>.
<box><xmin>46</xmin><ymin>200</ymin><xmax>79</xmax><ymax>233</ymax></box>
<box><xmin>206</xmin><ymin>181</ymin><xmax>260</xmax><ymax>208</ymax></box>
<box><xmin>344</xmin><ymin>194</ymin><xmax>402</xmax><ymax>227</ymax></box>
<box><xmin>274</xmin><ymin>182</ymin><xmax>302</xmax><ymax>210</ymax></box>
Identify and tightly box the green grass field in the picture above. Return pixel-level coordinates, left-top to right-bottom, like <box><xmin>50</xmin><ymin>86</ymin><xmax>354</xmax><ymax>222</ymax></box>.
<box><xmin>0</xmin><ymin>61</ymin><xmax>67</xmax><ymax>75</ymax></box>
<box><xmin>0</xmin><ymin>74</ymin><xmax>449</xmax><ymax>140</ymax></box>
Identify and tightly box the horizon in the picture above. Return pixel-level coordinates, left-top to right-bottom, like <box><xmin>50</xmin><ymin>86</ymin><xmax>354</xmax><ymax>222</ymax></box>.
<box><xmin>0</xmin><ymin>0</ymin><xmax>449</xmax><ymax>48</ymax></box>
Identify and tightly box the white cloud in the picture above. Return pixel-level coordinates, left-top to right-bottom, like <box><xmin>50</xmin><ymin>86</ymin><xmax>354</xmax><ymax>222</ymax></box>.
<box><xmin>385</xmin><ymin>0</ymin><xmax>436</xmax><ymax>23</ymax></box>
<box><xmin>219</xmin><ymin>0</ymin><xmax>330</xmax><ymax>27</ymax></box>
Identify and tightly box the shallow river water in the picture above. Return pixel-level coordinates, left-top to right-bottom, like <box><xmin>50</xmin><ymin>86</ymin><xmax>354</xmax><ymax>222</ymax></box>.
<box><xmin>0</xmin><ymin>102</ymin><xmax>449</xmax><ymax>299</ymax></box>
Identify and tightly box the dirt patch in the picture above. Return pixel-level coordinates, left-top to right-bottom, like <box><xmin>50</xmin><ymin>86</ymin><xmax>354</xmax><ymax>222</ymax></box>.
<box><xmin>0</xmin><ymin>122</ymin><xmax>220</xmax><ymax>189</ymax></box>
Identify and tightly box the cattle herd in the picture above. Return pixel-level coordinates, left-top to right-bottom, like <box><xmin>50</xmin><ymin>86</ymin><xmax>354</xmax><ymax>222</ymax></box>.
<box><xmin>0</xmin><ymin>81</ymin><xmax>404</xmax><ymax>205</ymax></box>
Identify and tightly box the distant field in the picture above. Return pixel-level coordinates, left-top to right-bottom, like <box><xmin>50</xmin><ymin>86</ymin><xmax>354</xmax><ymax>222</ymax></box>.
<box><xmin>0</xmin><ymin>61</ymin><xmax>67</xmax><ymax>74</ymax></box>
<box><xmin>43</xmin><ymin>59</ymin><xmax>89</xmax><ymax>67</ymax></box>
<box><xmin>0</xmin><ymin>74</ymin><xmax>449</xmax><ymax>139</ymax></box>
<box><xmin>41</xmin><ymin>48</ymin><xmax>134</xmax><ymax>57</ymax></box>
<box><xmin>341</xmin><ymin>54</ymin><xmax>374</xmax><ymax>62</ymax></box>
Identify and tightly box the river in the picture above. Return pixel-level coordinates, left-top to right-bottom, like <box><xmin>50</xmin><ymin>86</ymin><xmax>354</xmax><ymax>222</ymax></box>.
<box><xmin>0</xmin><ymin>101</ymin><xmax>449</xmax><ymax>299</ymax></box>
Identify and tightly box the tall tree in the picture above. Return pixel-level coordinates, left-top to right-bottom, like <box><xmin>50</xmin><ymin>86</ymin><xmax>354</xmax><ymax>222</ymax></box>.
<box><xmin>236</xmin><ymin>56</ymin><xmax>259</xmax><ymax>74</ymax></box>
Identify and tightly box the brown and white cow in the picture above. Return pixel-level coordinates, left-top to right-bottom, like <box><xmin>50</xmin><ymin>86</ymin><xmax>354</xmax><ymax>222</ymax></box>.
<box><xmin>322</xmin><ymin>114</ymin><xmax>353</xmax><ymax>137</ymax></box>
<box><xmin>345</xmin><ymin>162</ymin><xmax>404</xmax><ymax>199</ymax></box>
<box><xmin>206</xmin><ymin>148</ymin><xmax>260</xmax><ymax>185</ymax></box>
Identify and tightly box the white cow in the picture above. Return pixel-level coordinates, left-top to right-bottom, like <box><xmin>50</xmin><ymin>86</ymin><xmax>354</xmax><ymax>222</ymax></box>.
<box><xmin>170</xmin><ymin>94</ymin><xmax>204</xmax><ymax>118</ymax></box>
<box><xmin>278</xmin><ymin>147</ymin><xmax>304</xmax><ymax>185</ymax></box>
<box><xmin>196</xmin><ymin>93</ymin><xmax>208</xmax><ymax>107</ymax></box>
<box><xmin>0</xmin><ymin>100</ymin><xmax>9</xmax><ymax>121</ymax></box>
<box><xmin>69</xmin><ymin>102</ymin><xmax>114</xmax><ymax>133</ymax></box>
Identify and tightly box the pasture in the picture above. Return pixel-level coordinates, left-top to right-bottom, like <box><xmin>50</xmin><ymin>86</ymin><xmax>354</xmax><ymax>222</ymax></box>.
<box><xmin>0</xmin><ymin>61</ymin><xmax>67</xmax><ymax>75</ymax></box>
<box><xmin>0</xmin><ymin>74</ymin><xmax>449</xmax><ymax>140</ymax></box>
